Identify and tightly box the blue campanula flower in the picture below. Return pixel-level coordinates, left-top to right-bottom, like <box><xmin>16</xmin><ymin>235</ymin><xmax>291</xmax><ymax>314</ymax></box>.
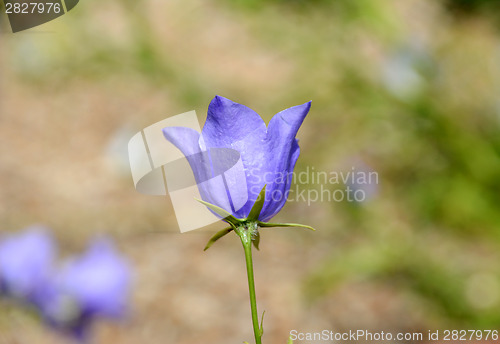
<box><xmin>38</xmin><ymin>239</ymin><xmax>131</xmax><ymax>339</ymax></box>
<box><xmin>162</xmin><ymin>95</ymin><xmax>311</xmax><ymax>222</ymax></box>
<box><xmin>162</xmin><ymin>97</ymin><xmax>315</xmax><ymax>344</ymax></box>
<box><xmin>0</xmin><ymin>226</ymin><xmax>55</xmax><ymax>301</ymax></box>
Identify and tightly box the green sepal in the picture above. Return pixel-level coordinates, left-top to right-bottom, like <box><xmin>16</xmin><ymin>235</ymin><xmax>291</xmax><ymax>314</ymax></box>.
<box><xmin>287</xmin><ymin>336</ymin><xmax>294</xmax><ymax>344</ymax></box>
<box><xmin>247</xmin><ymin>185</ymin><xmax>267</xmax><ymax>221</ymax></box>
<box><xmin>203</xmin><ymin>226</ymin><xmax>233</xmax><ymax>251</ymax></box>
<box><xmin>195</xmin><ymin>198</ymin><xmax>241</xmax><ymax>228</ymax></box>
<box><xmin>252</xmin><ymin>230</ymin><xmax>261</xmax><ymax>251</ymax></box>
<box><xmin>257</xmin><ymin>221</ymin><xmax>316</xmax><ymax>231</ymax></box>
<box><xmin>259</xmin><ymin>310</ymin><xmax>265</xmax><ymax>337</ymax></box>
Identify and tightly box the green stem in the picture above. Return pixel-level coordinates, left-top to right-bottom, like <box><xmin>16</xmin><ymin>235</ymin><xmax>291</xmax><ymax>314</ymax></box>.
<box><xmin>236</xmin><ymin>222</ymin><xmax>262</xmax><ymax>344</ymax></box>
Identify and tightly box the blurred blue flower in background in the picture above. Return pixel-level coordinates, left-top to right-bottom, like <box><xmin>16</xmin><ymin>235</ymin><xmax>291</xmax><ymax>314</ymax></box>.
<box><xmin>0</xmin><ymin>227</ymin><xmax>132</xmax><ymax>341</ymax></box>
<box><xmin>163</xmin><ymin>95</ymin><xmax>311</xmax><ymax>222</ymax></box>
<box><xmin>0</xmin><ymin>226</ymin><xmax>55</xmax><ymax>302</ymax></box>
<box><xmin>39</xmin><ymin>239</ymin><xmax>132</xmax><ymax>339</ymax></box>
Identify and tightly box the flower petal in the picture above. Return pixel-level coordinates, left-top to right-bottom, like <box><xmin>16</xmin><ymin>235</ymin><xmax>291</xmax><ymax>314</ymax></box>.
<box><xmin>201</xmin><ymin>96</ymin><xmax>268</xmax><ymax>217</ymax></box>
<box><xmin>260</xmin><ymin>139</ymin><xmax>300</xmax><ymax>221</ymax></box>
<box><xmin>163</xmin><ymin>127</ymin><xmax>236</xmax><ymax>214</ymax></box>
<box><xmin>201</xmin><ymin>95</ymin><xmax>266</xmax><ymax>150</ymax></box>
<box><xmin>162</xmin><ymin>126</ymin><xmax>202</xmax><ymax>157</ymax></box>
<box><xmin>260</xmin><ymin>101</ymin><xmax>311</xmax><ymax>220</ymax></box>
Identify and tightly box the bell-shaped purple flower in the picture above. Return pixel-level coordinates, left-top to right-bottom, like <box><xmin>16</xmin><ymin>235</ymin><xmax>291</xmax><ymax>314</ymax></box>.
<box><xmin>0</xmin><ymin>226</ymin><xmax>55</xmax><ymax>301</ymax></box>
<box><xmin>39</xmin><ymin>239</ymin><xmax>131</xmax><ymax>339</ymax></box>
<box><xmin>163</xmin><ymin>95</ymin><xmax>311</xmax><ymax>222</ymax></box>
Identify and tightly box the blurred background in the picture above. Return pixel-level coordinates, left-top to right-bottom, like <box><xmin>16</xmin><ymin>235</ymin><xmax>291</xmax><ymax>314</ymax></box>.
<box><xmin>1</xmin><ymin>0</ymin><xmax>500</xmax><ymax>343</ymax></box>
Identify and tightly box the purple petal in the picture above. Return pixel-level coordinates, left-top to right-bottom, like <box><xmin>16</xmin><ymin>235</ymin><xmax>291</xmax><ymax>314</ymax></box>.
<box><xmin>162</xmin><ymin>126</ymin><xmax>202</xmax><ymax>157</ymax></box>
<box><xmin>259</xmin><ymin>101</ymin><xmax>311</xmax><ymax>220</ymax></box>
<box><xmin>201</xmin><ymin>96</ymin><xmax>266</xmax><ymax>150</ymax></box>
<box><xmin>201</xmin><ymin>96</ymin><xmax>268</xmax><ymax>217</ymax></box>
<box><xmin>162</xmin><ymin>127</ymin><xmax>235</xmax><ymax>213</ymax></box>
<box><xmin>260</xmin><ymin>139</ymin><xmax>300</xmax><ymax>221</ymax></box>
